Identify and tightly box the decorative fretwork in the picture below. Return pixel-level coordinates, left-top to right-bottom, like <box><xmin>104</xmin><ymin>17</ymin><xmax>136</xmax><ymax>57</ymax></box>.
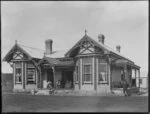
<box><xmin>13</xmin><ymin>51</ymin><xmax>24</xmax><ymax>59</ymax></box>
<box><xmin>78</xmin><ymin>39</ymin><xmax>95</xmax><ymax>55</ymax></box>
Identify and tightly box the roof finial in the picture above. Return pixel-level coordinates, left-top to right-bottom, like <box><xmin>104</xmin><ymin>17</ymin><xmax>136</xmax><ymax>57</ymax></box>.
<box><xmin>15</xmin><ymin>40</ymin><xmax>17</xmax><ymax>44</ymax></box>
<box><xmin>85</xmin><ymin>29</ymin><xmax>87</xmax><ymax>35</ymax></box>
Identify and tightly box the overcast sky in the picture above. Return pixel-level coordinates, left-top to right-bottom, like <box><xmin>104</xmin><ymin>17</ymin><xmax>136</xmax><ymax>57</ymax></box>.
<box><xmin>1</xmin><ymin>1</ymin><xmax>148</xmax><ymax>74</ymax></box>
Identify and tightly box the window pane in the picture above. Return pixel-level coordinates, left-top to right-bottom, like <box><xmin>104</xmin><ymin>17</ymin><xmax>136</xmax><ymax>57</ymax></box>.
<box><xmin>85</xmin><ymin>74</ymin><xmax>90</xmax><ymax>81</ymax></box>
<box><xmin>16</xmin><ymin>63</ymin><xmax>21</xmax><ymax>68</ymax></box>
<box><xmin>83</xmin><ymin>65</ymin><xmax>91</xmax><ymax>82</ymax></box>
<box><xmin>99</xmin><ymin>64</ymin><xmax>107</xmax><ymax>73</ymax></box>
<box><xmin>27</xmin><ymin>63</ymin><xmax>35</xmax><ymax>68</ymax></box>
<box><xmin>99</xmin><ymin>72</ymin><xmax>106</xmax><ymax>82</ymax></box>
<box><xmin>99</xmin><ymin>63</ymin><xmax>107</xmax><ymax>82</ymax></box>
<box><xmin>27</xmin><ymin>69</ymin><xmax>35</xmax><ymax>83</ymax></box>
<box><xmin>16</xmin><ymin>68</ymin><xmax>22</xmax><ymax>83</ymax></box>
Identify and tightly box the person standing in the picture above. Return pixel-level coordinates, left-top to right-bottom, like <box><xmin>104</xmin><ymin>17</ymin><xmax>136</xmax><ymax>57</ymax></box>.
<box><xmin>123</xmin><ymin>80</ymin><xmax>129</xmax><ymax>96</ymax></box>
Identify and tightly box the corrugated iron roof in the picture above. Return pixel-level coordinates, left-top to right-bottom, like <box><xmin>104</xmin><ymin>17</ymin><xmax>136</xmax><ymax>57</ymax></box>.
<box><xmin>99</xmin><ymin>42</ymin><xmax>133</xmax><ymax>63</ymax></box>
<box><xmin>19</xmin><ymin>44</ymin><xmax>68</xmax><ymax>59</ymax></box>
<box><xmin>45</xmin><ymin>49</ymin><xmax>68</xmax><ymax>58</ymax></box>
<box><xmin>18</xmin><ymin>44</ymin><xmax>45</xmax><ymax>59</ymax></box>
<box><xmin>41</xmin><ymin>57</ymin><xmax>74</xmax><ymax>67</ymax></box>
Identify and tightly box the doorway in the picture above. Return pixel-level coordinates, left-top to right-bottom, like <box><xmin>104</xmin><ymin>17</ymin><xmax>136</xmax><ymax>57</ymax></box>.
<box><xmin>61</xmin><ymin>70</ymin><xmax>73</xmax><ymax>89</ymax></box>
<box><xmin>47</xmin><ymin>69</ymin><xmax>54</xmax><ymax>87</ymax></box>
<box><xmin>132</xmin><ymin>79</ymin><xmax>136</xmax><ymax>87</ymax></box>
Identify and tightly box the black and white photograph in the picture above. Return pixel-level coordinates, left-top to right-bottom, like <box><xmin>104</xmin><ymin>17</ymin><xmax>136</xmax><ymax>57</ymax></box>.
<box><xmin>1</xmin><ymin>1</ymin><xmax>148</xmax><ymax>112</ymax></box>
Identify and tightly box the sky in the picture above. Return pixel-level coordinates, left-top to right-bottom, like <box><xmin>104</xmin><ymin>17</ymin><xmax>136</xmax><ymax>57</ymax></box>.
<box><xmin>1</xmin><ymin>1</ymin><xmax>148</xmax><ymax>75</ymax></box>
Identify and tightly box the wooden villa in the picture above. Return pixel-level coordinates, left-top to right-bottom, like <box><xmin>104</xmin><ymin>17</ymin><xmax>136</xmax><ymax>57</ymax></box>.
<box><xmin>3</xmin><ymin>31</ymin><xmax>141</xmax><ymax>94</ymax></box>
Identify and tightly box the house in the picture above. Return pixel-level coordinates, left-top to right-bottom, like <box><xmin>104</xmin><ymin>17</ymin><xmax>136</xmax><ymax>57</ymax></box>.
<box><xmin>3</xmin><ymin>31</ymin><xmax>141</xmax><ymax>93</ymax></box>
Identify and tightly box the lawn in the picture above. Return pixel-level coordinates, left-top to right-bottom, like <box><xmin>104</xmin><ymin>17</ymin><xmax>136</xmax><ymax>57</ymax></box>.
<box><xmin>2</xmin><ymin>93</ymin><xmax>148</xmax><ymax>112</ymax></box>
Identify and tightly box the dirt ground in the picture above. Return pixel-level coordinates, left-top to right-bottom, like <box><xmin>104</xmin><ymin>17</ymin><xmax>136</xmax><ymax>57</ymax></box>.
<box><xmin>2</xmin><ymin>92</ymin><xmax>148</xmax><ymax>112</ymax></box>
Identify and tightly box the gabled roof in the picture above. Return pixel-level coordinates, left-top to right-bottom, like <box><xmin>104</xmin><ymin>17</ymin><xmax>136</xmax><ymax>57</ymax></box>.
<box><xmin>65</xmin><ymin>34</ymin><xmax>109</xmax><ymax>57</ymax></box>
<box><xmin>65</xmin><ymin>34</ymin><xmax>135</xmax><ymax>63</ymax></box>
<box><xmin>3</xmin><ymin>43</ymin><xmax>45</xmax><ymax>62</ymax></box>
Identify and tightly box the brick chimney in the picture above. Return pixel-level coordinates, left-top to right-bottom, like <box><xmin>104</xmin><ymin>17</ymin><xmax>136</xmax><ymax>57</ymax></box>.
<box><xmin>98</xmin><ymin>34</ymin><xmax>105</xmax><ymax>44</ymax></box>
<box><xmin>45</xmin><ymin>39</ymin><xmax>53</xmax><ymax>54</ymax></box>
<box><xmin>116</xmin><ymin>45</ymin><xmax>121</xmax><ymax>53</ymax></box>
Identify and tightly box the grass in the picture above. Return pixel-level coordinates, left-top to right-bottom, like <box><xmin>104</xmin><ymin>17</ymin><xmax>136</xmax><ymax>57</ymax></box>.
<box><xmin>2</xmin><ymin>93</ymin><xmax>148</xmax><ymax>112</ymax></box>
<box><xmin>1</xmin><ymin>73</ymin><xmax>148</xmax><ymax>112</ymax></box>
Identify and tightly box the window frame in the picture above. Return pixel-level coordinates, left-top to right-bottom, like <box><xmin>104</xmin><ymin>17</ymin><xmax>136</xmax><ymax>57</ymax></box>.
<box><xmin>139</xmin><ymin>78</ymin><xmax>142</xmax><ymax>84</ymax></box>
<box><xmin>26</xmin><ymin>62</ymin><xmax>36</xmax><ymax>84</ymax></box>
<box><xmin>98</xmin><ymin>63</ymin><xmax>108</xmax><ymax>84</ymax></box>
<box><xmin>15</xmin><ymin>62</ymin><xmax>22</xmax><ymax>84</ymax></box>
<box><xmin>83</xmin><ymin>63</ymin><xmax>92</xmax><ymax>83</ymax></box>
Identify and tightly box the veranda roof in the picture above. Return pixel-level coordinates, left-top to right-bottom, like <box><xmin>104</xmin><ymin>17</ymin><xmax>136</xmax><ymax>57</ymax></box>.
<box><xmin>113</xmin><ymin>59</ymin><xmax>140</xmax><ymax>69</ymax></box>
<box><xmin>39</xmin><ymin>57</ymin><xmax>74</xmax><ymax>67</ymax></box>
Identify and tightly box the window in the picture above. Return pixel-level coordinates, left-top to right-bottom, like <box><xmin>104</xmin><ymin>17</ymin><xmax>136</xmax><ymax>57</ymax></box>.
<box><xmin>27</xmin><ymin>68</ymin><xmax>35</xmax><ymax>84</ymax></box>
<box><xmin>76</xmin><ymin>66</ymin><xmax>79</xmax><ymax>82</ymax></box>
<box><xmin>16</xmin><ymin>68</ymin><xmax>22</xmax><ymax>83</ymax></box>
<box><xmin>121</xmin><ymin>70</ymin><xmax>125</xmax><ymax>81</ymax></box>
<box><xmin>27</xmin><ymin>62</ymin><xmax>36</xmax><ymax>84</ymax></box>
<box><xmin>99</xmin><ymin>63</ymin><xmax>107</xmax><ymax>83</ymax></box>
<box><xmin>139</xmin><ymin>79</ymin><xmax>142</xmax><ymax>84</ymax></box>
<box><xmin>15</xmin><ymin>63</ymin><xmax>22</xmax><ymax>83</ymax></box>
<box><xmin>83</xmin><ymin>64</ymin><xmax>92</xmax><ymax>82</ymax></box>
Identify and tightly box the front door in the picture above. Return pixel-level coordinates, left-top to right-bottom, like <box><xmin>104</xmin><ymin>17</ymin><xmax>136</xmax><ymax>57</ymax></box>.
<box><xmin>47</xmin><ymin>69</ymin><xmax>54</xmax><ymax>87</ymax></box>
<box><xmin>62</xmin><ymin>70</ymin><xmax>73</xmax><ymax>88</ymax></box>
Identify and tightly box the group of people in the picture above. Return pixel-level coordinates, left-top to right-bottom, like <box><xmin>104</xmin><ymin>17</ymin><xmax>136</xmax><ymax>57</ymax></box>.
<box><xmin>47</xmin><ymin>80</ymin><xmax>61</xmax><ymax>90</ymax></box>
<box><xmin>47</xmin><ymin>79</ymin><xmax>72</xmax><ymax>90</ymax></box>
<box><xmin>47</xmin><ymin>80</ymin><xmax>129</xmax><ymax>96</ymax></box>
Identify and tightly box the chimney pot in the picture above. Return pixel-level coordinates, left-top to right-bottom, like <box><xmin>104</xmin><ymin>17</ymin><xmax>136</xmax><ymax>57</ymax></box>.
<box><xmin>45</xmin><ymin>39</ymin><xmax>53</xmax><ymax>54</ymax></box>
<box><xmin>116</xmin><ymin>45</ymin><xmax>121</xmax><ymax>53</ymax></box>
<box><xmin>98</xmin><ymin>34</ymin><xmax>105</xmax><ymax>44</ymax></box>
